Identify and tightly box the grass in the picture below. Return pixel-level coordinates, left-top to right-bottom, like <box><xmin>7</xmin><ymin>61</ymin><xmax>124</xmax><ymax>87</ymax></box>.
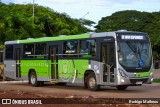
<box><xmin>153</xmin><ymin>79</ymin><xmax>160</xmax><ymax>83</ymax></box>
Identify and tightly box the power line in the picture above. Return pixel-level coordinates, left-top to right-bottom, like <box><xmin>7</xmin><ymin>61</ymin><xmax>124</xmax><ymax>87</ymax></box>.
<box><xmin>51</xmin><ymin>1</ymin><xmax>160</xmax><ymax>11</ymax></box>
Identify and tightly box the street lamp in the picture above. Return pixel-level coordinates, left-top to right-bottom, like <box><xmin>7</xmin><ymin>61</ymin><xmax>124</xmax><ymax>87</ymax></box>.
<box><xmin>82</xmin><ymin>12</ymin><xmax>89</xmax><ymax>19</ymax></box>
<box><xmin>33</xmin><ymin>0</ymin><xmax>35</xmax><ymax>24</ymax></box>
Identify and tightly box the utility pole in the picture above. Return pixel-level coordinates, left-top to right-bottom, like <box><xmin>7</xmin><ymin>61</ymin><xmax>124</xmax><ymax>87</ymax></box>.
<box><xmin>33</xmin><ymin>0</ymin><xmax>35</xmax><ymax>24</ymax></box>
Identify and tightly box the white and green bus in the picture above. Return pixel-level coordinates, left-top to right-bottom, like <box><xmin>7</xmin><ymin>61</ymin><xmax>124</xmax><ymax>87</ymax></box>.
<box><xmin>4</xmin><ymin>30</ymin><xmax>153</xmax><ymax>91</ymax></box>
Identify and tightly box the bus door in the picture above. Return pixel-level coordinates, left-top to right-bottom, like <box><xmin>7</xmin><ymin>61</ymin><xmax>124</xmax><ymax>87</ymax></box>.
<box><xmin>14</xmin><ymin>48</ymin><xmax>21</xmax><ymax>79</ymax></box>
<box><xmin>101</xmin><ymin>42</ymin><xmax>116</xmax><ymax>84</ymax></box>
<box><xmin>49</xmin><ymin>46</ymin><xmax>58</xmax><ymax>80</ymax></box>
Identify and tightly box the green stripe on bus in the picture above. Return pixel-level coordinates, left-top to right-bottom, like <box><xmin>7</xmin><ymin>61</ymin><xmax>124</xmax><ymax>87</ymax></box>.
<box><xmin>136</xmin><ymin>68</ymin><xmax>152</xmax><ymax>78</ymax></box>
<box><xmin>21</xmin><ymin>60</ymin><xmax>49</xmax><ymax>77</ymax></box>
<box><xmin>19</xmin><ymin>34</ymin><xmax>90</xmax><ymax>44</ymax></box>
<box><xmin>20</xmin><ymin>59</ymin><xmax>89</xmax><ymax>78</ymax></box>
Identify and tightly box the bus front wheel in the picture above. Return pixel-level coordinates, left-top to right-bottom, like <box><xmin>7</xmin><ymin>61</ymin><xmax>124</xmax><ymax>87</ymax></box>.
<box><xmin>116</xmin><ymin>85</ymin><xmax>128</xmax><ymax>90</ymax></box>
<box><xmin>87</xmin><ymin>73</ymin><xmax>100</xmax><ymax>91</ymax></box>
<box><xmin>29</xmin><ymin>72</ymin><xmax>40</xmax><ymax>87</ymax></box>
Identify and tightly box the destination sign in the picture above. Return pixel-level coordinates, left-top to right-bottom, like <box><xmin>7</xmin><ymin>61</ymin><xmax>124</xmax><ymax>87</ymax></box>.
<box><xmin>121</xmin><ymin>35</ymin><xmax>144</xmax><ymax>40</ymax></box>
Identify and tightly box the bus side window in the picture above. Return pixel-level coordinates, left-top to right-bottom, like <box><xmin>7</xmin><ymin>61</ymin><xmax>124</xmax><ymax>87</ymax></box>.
<box><xmin>80</xmin><ymin>40</ymin><xmax>96</xmax><ymax>58</ymax></box>
<box><xmin>63</xmin><ymin>41</ymin><xmax>78</xmax><ymax>58</ymax></box>
<box><xmin>5</xmin><ymin>45</ymin><xmax>13</xmax><ymax>60</ymax></box>
<box><xmin>23</xmin><ymin>44</ymin><xmax>34</xmax><ymax>59</ymax></box>
<box><xmin>35</xmin><ymin>43</ymin><xmax>46</xmax><ymax>59</ymax></box>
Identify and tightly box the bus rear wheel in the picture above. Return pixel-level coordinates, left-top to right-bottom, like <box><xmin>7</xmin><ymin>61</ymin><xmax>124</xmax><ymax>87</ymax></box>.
<box><xmin>29</xmin><ymin>72</ymin><xmax>40</xmax><ymax>87</ymax></box>
<box><xmin>87</xmin><ymin>73</ymin><xmax>100</xmax><ymax>91</ymax></box>
<box><xmin>116</xmin><ymin>85</ymin><xmax>128</xmax><ymax>90</ymax></box>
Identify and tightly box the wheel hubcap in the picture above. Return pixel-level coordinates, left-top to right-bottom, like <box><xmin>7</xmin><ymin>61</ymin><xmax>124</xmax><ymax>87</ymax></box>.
<box><xmin>31</xmin><ymin>75</ymin><xmax>36</xmax><ymax>84</ymax></box>
<box><xmin>89</xmin><ymin>77</ymin><xmax>96</xmax><ymax>88</ymax></box>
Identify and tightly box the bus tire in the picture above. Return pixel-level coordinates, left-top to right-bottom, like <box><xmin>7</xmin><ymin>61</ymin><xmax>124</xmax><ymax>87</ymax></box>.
<box><xmin>87</xmin><ymin>73</ymin><xmax>100</xmax><ymax>91</ymax></box>
<box><xmin>116</xmin><ymin>85</ymin><xmax>128</xmax><ymax>90</ymax></box>
<box><xmin>29</xmin><ymin>72</ymin><xmax>40</xmax><ymax>87</ymax></box>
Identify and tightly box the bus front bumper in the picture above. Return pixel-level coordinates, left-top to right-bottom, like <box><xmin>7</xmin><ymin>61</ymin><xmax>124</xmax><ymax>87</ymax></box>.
<box><xmin>117</xmin><ymin>75</ymin><xmax>153</xmax><ymax>86</ymax></box>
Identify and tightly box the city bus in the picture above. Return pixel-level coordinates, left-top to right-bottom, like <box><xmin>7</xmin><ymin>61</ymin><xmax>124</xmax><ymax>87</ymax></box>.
<box><xmin>4</xmin><ymin>30</ymin><xmax>153</xmax><ymax>91</ymax></box>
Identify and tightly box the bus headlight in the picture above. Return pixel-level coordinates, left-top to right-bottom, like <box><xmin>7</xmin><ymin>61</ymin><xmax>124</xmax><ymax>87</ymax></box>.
<box><xmin>121</xmin><ymin>79</ymin><xmax>125</xmax><ymax>82</ymax></box>
<box><xmin>119</xmin><ymin>68</ymin><xmax>128</xmax><ymax>77</ymax></box>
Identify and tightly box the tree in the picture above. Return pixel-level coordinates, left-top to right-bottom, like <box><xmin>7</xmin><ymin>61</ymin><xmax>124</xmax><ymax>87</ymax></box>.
<box><xmin>95</xmin><ymin>10</ymin><xmax>154</xmax><ymax>32</ymax></box>
<box><xmin>95</xmin><ymin>10</ymin><xmax>160</xmax><ymax>59</ymax></box>
<box><xmin>0</xmin><ymin>3</ymin><xmax>89</xmax><ymax>46</ymax></box>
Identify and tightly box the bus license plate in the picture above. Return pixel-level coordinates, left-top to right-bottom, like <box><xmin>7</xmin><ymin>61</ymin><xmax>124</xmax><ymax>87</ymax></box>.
<box><xmin>136</xmin><ymin>81</ymin><xmax>142</xmax><ymax>84</ymax></box>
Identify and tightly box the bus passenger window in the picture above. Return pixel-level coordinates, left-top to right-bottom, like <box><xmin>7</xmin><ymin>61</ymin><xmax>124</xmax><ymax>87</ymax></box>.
<box><xmin>63</xmin><ymin>41</ymin><xmax>78</xmax><ymax>58</ymax></box>
<box><xmin>5</xmin><ymin>45</ymin><xmax>13</xmax><ymax>59</ymax></box>
<box><xmin>80</xmin><ymin>40</ymin><xmax>96</xmax><ymax>58</ymax></box>
<box><xmin>23</xmin><ymin>44</ymin><xmax>34</xmax><ymax>58</ymax></box>
<box><xmin>35</xmin><ymin>43</ymin><xmax>46</xmax><ymax>59</ymax></box>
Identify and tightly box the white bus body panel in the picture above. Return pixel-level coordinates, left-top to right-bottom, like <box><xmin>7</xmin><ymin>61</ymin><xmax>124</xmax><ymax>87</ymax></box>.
<box><xmin>4</xmin><ymin>60</ymin><xmax>16</xmax><ymax>79</ymax></box>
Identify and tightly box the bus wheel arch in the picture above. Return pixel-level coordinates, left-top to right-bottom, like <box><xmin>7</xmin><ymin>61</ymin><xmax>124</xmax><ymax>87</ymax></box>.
<box><xmin>28</xmin><ymin>69</ymin><xmax>35</xmax><ymax>84</ymax></box>
<box><xmin>28</xmin><ymin>69</ymin><xmax>40</xmax><ymax>87</ymax></box>
<box><xmin>84</xmin><ymin>70</ymin><xmax>93</xmax><ymax>88</ymax></box>
<box><xmin>84</xmin><ymin>70</ymin><xmax>100</xmax><ymax>91</ymax></box>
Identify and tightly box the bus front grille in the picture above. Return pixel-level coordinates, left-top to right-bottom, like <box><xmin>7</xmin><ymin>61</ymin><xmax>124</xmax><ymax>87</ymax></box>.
<box><xmin>129</xmin><ymin>78</ymin><xmax>148</xmax><ymax>84</ymax></box>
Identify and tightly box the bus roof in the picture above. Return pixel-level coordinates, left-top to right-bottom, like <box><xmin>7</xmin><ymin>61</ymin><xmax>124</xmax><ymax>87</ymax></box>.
<box><xmin>4</xmin><ymin>30</ymin><xmax>148</xmax><ymax>45</ymax></box>
<box><xmin>5</xmin><ymin>33</ymin><xmax>90</xmax><ymax>45</ymax></box>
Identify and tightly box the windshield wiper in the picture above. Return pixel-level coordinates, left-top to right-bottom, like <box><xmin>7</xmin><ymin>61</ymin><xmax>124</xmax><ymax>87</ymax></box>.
<box><xmin>126</xmin><ymin>42</ymin><xmax>139</xmax><ymax>58</ymax></box>
<box><xmin>126</xmin><ymin>42</ymin><xmax>145</xmax><ymax>67</ymax></box>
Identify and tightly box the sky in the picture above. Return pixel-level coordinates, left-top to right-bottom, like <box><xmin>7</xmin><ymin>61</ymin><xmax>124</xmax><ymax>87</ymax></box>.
<box><xmin>1</xmin><ymin>0</ymin><xmax>160</xmax><ymax>24</ymax></box>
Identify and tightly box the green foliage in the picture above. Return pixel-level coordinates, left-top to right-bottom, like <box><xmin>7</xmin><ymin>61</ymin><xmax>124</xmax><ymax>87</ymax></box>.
<box><xmin>79</xmin><ymin>18</ymin><xmax>96</xmax><ymax>27</ymax></box>
<box><xmin>95</xmin><ymin>10</ymin><xmax>160</xmax><ymax>59</ymax></box>
<box><xmin>96</xmin><ymin>10</ymin><xmax>154</xmax><ymax>32</ymax></box>
<box><xmin>0</xmin><ymin>2</ymin><xmax>89</xmax><ymax>46</ymax></box>
<box><xmin>153</xmin><ymin>79</ymin><xmax>160</xmax><ymax>83</ymax></box>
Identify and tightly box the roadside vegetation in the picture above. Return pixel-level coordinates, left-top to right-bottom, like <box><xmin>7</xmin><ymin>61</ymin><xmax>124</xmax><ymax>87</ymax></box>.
<box><xmin>0</xmin><ymin>3</ymin><xmax>160</xmax><ymax>59</ymax></box>
<box><xmin>95</xmin><ymin>10</ymin><xmax>160</xmax><ymax>59</ymax></box>
<box><xmin>153</xmin><ymin>79</ymin><xmax>160</xmax><ymax>83</ymax></box>
<box><xmin>0</xmin><ymin>2</ymin><xmax>93</xmax><ymax>46</ymax></box>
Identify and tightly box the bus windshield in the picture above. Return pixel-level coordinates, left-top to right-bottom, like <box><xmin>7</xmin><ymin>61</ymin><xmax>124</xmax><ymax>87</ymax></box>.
<box><xmin>118</xmin><ymin>42</ymin><xmax>152</xmax><ymax>68</ymax></box>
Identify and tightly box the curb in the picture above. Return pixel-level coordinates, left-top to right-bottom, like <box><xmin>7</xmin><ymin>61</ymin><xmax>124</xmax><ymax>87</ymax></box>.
<box><xmin>0</xmin><ymin>81</ymin><xmax>28</xmax><ymax>84</ymax></box>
